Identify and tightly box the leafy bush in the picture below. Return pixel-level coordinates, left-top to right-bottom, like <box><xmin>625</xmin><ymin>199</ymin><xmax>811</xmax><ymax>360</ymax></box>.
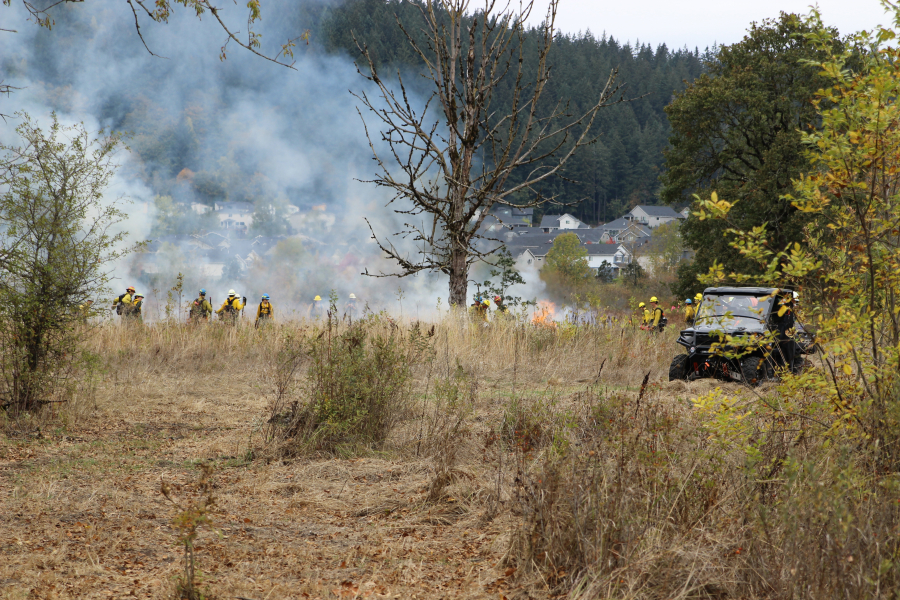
<box><xmin>268</xmin><ymin>315</ymin><xmax>433</xmax><ymax>455</ymax></box>
<box><xmin>0</xmin><ymin>114</ymin><xmax>133</xmax><ymax>414</ymax></box>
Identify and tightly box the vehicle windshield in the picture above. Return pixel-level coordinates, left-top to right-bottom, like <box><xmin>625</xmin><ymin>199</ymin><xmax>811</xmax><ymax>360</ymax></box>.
<box><xmin>694</xmin><ymin>294</ymin><xmax>773</xmax><ymax>330</ymax></box>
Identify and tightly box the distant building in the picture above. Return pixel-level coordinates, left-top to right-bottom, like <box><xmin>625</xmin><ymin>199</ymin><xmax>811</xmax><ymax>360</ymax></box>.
<box><xmin>624</xmin><ymin>205</ymin><xmax>685</xmax><ymax>229</ymax></box>
<box><xmin>596</xmin><ymin>218</ymin><xmax>652</xmax><ymax>244</ymax></box>
<box><xmin>538</xmin><ymin>213</ymin><xmax>590</xmax><ymax>232</ymax></box>
<box><xmin>214</xmin><ymin>201</ymin><xmax>254</xmax><ymax>231</ymax></box>
<box><xmin>518</xmin><ymin>241</ymin><xmax>632</xmax><ymax>273</ymax></box>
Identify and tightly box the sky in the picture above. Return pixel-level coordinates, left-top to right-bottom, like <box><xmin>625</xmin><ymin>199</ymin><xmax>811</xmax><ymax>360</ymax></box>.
<box><xmin>529</xmin><ymin>0</ymin><xmax>893</xmax><ymax>49</ymax></box>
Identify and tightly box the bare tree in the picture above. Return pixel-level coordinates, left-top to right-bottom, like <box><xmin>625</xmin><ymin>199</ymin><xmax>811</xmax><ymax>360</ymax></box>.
<box><xmin>355</xmin><ymin>0</ymin><xmax>623</xmax><ymax>306</ymax></box>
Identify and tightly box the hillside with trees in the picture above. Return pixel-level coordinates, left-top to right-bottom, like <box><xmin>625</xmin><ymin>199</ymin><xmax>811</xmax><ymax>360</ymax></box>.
<box><xmin>3</xmin><ymin>0</ymin><xmax>704</xmax><ymax>232</ymax></box>
<box><xmin>319</xmin><ymin>0</ymin><xmax>705</xmax><ymax>224</ymax></box>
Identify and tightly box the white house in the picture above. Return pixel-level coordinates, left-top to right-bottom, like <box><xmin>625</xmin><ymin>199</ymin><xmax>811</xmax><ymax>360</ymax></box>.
<box><xmin>538</xmin><ymin>213</ymin><xmax>590</xmax><ymax>232</ymax></box>
<box><xmin>625</xmin><ymin>205</ymin><xmax>685</xmax><ymax>229</ymax></box>
<box><xmin>520</xmin><ymin>242</ymin><xmax>632</xmax><ymax>273</ymax></box>
<box><xmin>214</xmin><ymin>201</ymin><xmax>254</xmax><ymax>230</ymax></box>
<box><xmin>585</xmin><ymin>243</ymin><xmax>632</xmax><ymax>270</ymax></box>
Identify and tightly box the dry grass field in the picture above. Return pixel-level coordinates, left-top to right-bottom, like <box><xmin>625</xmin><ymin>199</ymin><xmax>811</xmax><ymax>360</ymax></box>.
<box><xmin>2</xmin><ymin>313</ymin><xmax>888</xmax><ymax>600</ymax></box>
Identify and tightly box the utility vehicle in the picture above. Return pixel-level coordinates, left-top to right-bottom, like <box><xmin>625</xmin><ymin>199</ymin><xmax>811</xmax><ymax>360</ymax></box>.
<box><xmin>668</xmin><ymin>287</ymin><xmax>815</xmax><ymax>386</ymax></box>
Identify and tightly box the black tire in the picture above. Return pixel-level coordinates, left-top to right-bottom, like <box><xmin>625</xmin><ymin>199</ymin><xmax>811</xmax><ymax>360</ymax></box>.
<box><xmin>669</xmin><ymin>354</ymin><xmax>689</xmax><ymax>381</ymax></box>
<box><xmin>741</xmin><ymin>356</ymin><xmax>770</xmax><ymax>386</ymax></box>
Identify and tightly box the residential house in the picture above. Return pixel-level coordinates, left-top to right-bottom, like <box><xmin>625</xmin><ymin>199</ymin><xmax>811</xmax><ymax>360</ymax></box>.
<box><xmin>214</xmin><ymin>201</ymin><xmax>254</xmax><ymax>231</ymax></box>
<box><xmin>597</xmin><ymin>218</ymin><xmax>652</xmax><ymax>244</ymax></box>
<box><xmin>624</xmin><ymin>205</ymin><xmax>685</xmax><ymax>229</ymax></box>
<box><xmin>538</xmin><ymin>213</ymin><xmax>590</xmax><ymax>232</ymax></box>
<box><xmin>520</xmin><ymin>242</ymin><xmax>632</xmax><ymax>273</ymax></box>
<box><xmin>190</xmin><ymin>231</ymin><xmax>230</xmax><ymax>251</ymax></box>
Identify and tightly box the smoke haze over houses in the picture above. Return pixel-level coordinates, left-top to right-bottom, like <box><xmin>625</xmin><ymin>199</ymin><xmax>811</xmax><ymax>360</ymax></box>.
<box><xmin>1</xmin><ymin>0</ymin><xmax>511</xmax><ymax>318</ymax></box>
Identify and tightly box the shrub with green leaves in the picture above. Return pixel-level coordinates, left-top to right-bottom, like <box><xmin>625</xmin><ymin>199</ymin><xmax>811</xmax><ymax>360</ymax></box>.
<box><xmin>272</xmin><ymin>315</ymin><xmax>433</xmax><ymax>455</ymax></box>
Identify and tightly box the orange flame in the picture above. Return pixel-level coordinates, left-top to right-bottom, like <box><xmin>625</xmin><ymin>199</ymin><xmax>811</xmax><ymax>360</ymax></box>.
<box><xmin>532</xmin><ymin>301</ymin><xmax>558</xmax><ymax>328</ymax></box>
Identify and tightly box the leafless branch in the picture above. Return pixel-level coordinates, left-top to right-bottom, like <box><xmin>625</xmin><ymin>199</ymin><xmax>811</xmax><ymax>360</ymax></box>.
<box><xmin>354</xmin><ymin>0</ymin><xmax>630</xmax><ymax>304</ymax></box>
<box><xmin>8</xmin><ymin>0</ymin><xmax>305</xmax><ymax>70</ymax></box>
<box><xmin>126</xmin><ymin>0</ymin><xmax>163</xmax><ymax>58</ymax></box>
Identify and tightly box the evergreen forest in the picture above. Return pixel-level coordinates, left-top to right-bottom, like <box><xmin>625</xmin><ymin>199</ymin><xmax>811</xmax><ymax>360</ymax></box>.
<box><xmin>317</xmin><ymin>0</ymin><xmax>706</xmax><ymax>223</ymax></box>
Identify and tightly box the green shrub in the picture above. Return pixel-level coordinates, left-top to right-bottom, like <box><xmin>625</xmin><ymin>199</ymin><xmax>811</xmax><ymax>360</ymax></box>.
<box><xmin>270</xmin><ymin>315</ymin><xmax>432</xmax><ymax>455</ymax></box>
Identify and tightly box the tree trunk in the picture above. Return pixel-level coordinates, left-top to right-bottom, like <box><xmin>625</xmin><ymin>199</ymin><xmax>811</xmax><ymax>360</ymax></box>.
<box><xmin>448</xmin><ymin>242</ymin><xmax>468</xmax><ymax>306</ymax></box>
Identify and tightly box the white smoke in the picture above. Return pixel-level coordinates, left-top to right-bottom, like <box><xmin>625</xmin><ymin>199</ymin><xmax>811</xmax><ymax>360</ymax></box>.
<box><xmin>0</xmin><ymin>1</ymin><xmax>543</xmax><ymax>319</ymax></box>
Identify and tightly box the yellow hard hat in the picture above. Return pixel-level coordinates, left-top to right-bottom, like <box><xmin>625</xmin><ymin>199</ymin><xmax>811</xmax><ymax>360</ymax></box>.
<box><xmin>638</xmin><ymin>302</ymin><xmax>646</xmax><ymax>308</ymax></box>
<box><xmin>650</xmin><ymin>296</ymin><xmax>658</xmax><ymax>303</ymax></box>
<box><xmin>695</xmin><ymin>293</ymin><xmax>702</xmax><ymax>300</ymax></box>
<box><xmin>314</xmin><ymin>295</ymin><xmax>321</xmax><ymax>301</ymax></box>
<box><xmin>482</xmin><ymin>299</ymin><xmax>490</xmax><ymax>306</ymax></box>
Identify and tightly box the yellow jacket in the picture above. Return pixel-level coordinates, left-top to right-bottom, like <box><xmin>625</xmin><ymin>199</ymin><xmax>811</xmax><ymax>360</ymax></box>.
<box><xmin>651</xmin><ymin>306</ymin><xmax>663</xmax><ymax>327</ymax></box>
<box><xmin>113</xmin><ymin>293</ymin><xmax>132</xmax><ymax>308</ymax></box>
<box><xmin>216</xmin><ymin>297</ymin><xmax>244</xmax><ymax>314</ymax></box>
<box><xmin>642</xmin><ymin>308</ymin><xmax>651</xmax><ymax>324</ymax></box>
<box><xmin>256</xmin><ymin>300</ymin><xmax>274</xmax><ymax>321</ymax></box>
<box><xmin>684</xmin><ymin>305</ymin><xmax>696</xmax><ymax>322</ymax></box>
<box><xmin>470</xmin><ymin>304</ymin><xmax>489</xmax><ymax>322</ymax></box>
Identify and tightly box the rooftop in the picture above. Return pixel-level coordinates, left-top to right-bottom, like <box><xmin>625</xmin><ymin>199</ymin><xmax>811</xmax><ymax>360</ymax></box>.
<box><xmin>629</xmin><ymin>205</ymin><xmax>685</xmax><ymax>219</ymax></box>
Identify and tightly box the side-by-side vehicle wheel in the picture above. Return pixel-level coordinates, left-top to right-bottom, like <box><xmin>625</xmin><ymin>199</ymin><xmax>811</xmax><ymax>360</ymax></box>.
<box><xmin>740</xmin><ymin>356</ymin><xmax>771</xmax><ymax>387</ymax></box>
<box><xmin>669</xmin><ymin>354</ymin><xmax>688</xmax><ymax>381</ymax></box>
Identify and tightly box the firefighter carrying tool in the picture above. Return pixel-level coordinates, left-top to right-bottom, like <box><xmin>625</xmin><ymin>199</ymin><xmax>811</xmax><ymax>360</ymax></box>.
<box><xmin>189</xmin><ymin>289</ymin><xmax>213</xmax><ymax>323</ymax></box>
<box><xmin>216</xmin><ymin>290</ymin><xmax>244</xmax><ymax>325</ymax></box>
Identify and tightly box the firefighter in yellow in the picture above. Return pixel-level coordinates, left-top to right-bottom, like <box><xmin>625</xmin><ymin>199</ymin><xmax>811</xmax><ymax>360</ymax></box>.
<box><xmin>189</xmin><ymin>289</ymin><xmax>213</xmax><ymax>323</ymax></box>
<box><xmin>112</xmin><ymin>286</ymin><xmax>135</xmax><ymax>318</ymax></box>
<box><xmin>77</xmin><ymin>300</ymin><xmax>94</xmax><ymax>324</ymax></box>
<box><xmin>494</xmin><ymin>295</ymin><xmax>510</xmax><ymax>317</ymax></box>
<box><xmin>130</xmin><ymin>292</ymin><xmax>145</xmax><ymax>323</ymax></box>
<box><xmin>216</xmin><ymin>289</ymin><xmax>245</xmax><ymax>325</ymax></box>
<box><xmin>684</xmin><ymin>298</ymin><xmax>696</xmax><ymax>325</ymax></box>
<box><xmin>637</xmin><ymin>301</ymin><xmax>649</xmax><ymax>327</ymax></box>
<box><xmin>255</xmin><ymin>294</ymin><xmax>274</xmax><ymax>328</ymax></box>
<box><xmin>470</xmin><ymin>297</ymin><xmax>490</xmax><ymax>322</ymax></box>
<box><xmin>648</xmin><ymin>296</ymin><xmax>665</xmax><ymax>332</ymax></box>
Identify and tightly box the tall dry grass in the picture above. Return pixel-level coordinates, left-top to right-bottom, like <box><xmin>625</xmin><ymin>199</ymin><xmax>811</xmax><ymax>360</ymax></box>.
<box><xmin>82</xmin><ymin>310</ymin><xmax>679</xmax><ymax>388</ymax></box>
<box><xmin>77</xmin><ymin>311</ymin><xmax>900</xmax><ymax>600</ymax></box>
